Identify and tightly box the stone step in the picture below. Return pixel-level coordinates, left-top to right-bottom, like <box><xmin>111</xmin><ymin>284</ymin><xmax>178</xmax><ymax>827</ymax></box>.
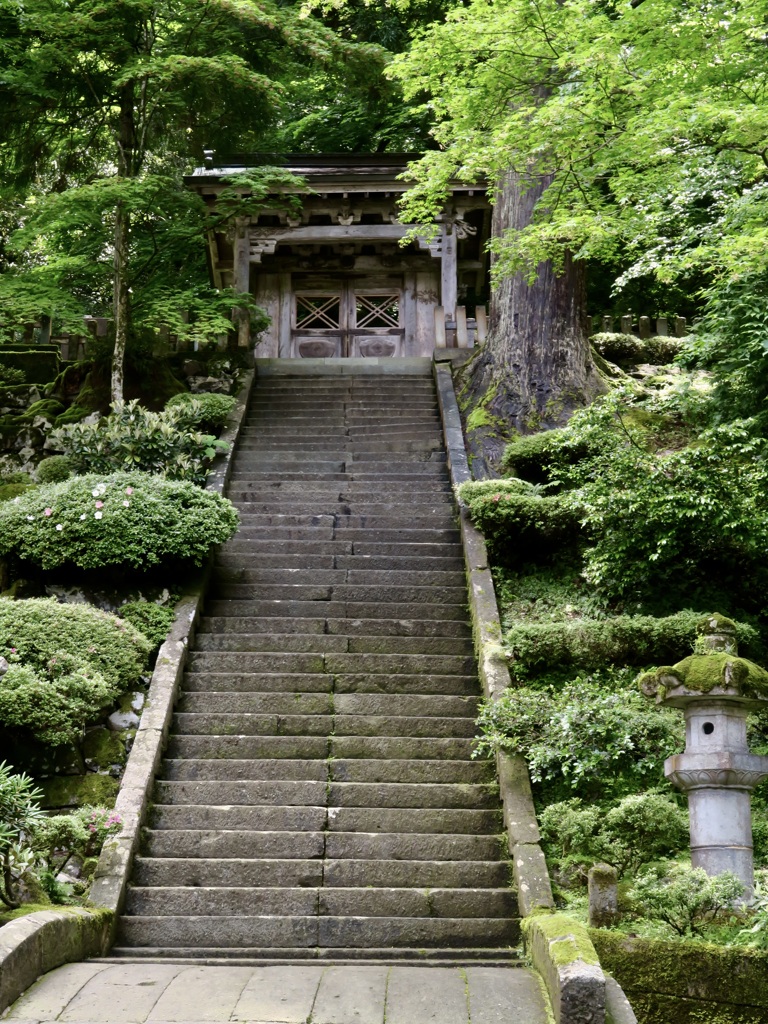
<box><xmin>117</xmin><ymin>915</ymin><xmax>517</xmax><ymax>950</ymax></box>
<box><xmin>161</xmin><ymin>757</ymin><xmax>491</xmax><ymax>784</ymax></box>
<box><xmin>227</xmin><ymin>501</ymin><xmax>456</xmax><ymax>516</ymax></box>
<box><xmin>208</xmin><ymin>585</ymin><xmax>469</xmax><ymax>606</ymax></box>
<box><xmin>203</xmin><ymin>600</ymin><xmax>469</xmax><ymax>621</ymax></box>
<box><xmin>149</xmin><ymin>806</ymin><xmax>501</xmax><ymax>835</ymax></box>
<box><xmin>177</xmin><ymin>693</ymin><xmax>477</xmax><ymax>719</ymax></box>
<box><xmin>212</xmin><ymin>569</ymin><xmax>467</xmax><ymax>590</ymax></box>
<box><xmin>222</xmin><ymin>528</ymin><xmax>461</xmax><ymax>544</ymax></box>
<box><xmin>153</xmin><ymin>780</ymin><xmax>493</xmax><ymax>809</ymax></box>
<box><xmin>233</xmin><ymin>514</ymin><xmax>459</xmax><ymax>531</ymax></box>
<box><xmin>162</xmin><ymin>758</ymin><xmax>328</xmax><ymax>781</ymax></box>
<box><xmin>198</xmin><ymin>616</ymin><xmax>472</xmax><ymax>638</ymax></box>
<box><xmin>132</xmin><ymin>857</ymin><xmax>509</xmax><ymax>890</ymax></box>
<box><xmin>124</xmin><ymin>886</ymin><xmax>515</xmax><ymax>919</ymax></box>
<box><xmin>182</xmin><ymin>671</ymin><xmax>478</xmax><ymax>696</ymax></box>
<box><xmin>192</xmin><ymin>631</ymin><xmax>472</xmax><ymax>655</ymax></box>
<box><xmin>142</xmin><ymin>829</ymin><xmax>326</xmax><ymax>859</ymax></box>
<box><xmin>187</xmin><ymin>652</ymin><xmax>475</xmax><ymax>675</ymax></box>
<box><xmin>103</xmin><ymin>946</ymin><xmax>521</xmax><ymax>964</ymax></box>
<box><xmin>171</xmin><ymin>712</ymin><xmax>477</xmax><ymax>739</ymax></box>
<box><xmin>213</xmin><ymin>552</ymin><xmax>465</xmax><ymax>570</ymax></box>
<box><xmin>165</xmin><ymin>723</ymin><xmax>478</xmax><ymax>762</ymax></box>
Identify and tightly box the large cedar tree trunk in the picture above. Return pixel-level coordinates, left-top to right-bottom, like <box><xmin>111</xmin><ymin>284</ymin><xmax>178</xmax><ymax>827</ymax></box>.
<box><xmin>460</xmin><ymin>170</ymin><xmax>604</xmax><ymax>476</ymax></box>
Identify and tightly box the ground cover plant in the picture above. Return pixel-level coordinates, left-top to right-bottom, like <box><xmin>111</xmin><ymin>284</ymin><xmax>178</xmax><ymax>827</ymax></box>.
<box><xmin>49</xmin><ymin>399</ymin><xmax>230</xmax><ymax>485</ymax></box>
<box><xmin>0</xmin><ymin>471</ymin><xmax>239</xmax><ymax>571</ymax></box>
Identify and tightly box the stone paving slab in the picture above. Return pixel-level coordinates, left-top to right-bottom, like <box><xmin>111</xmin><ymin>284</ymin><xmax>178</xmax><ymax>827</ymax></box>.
<box><xmin>5</xmin><ymin>963</ymin><xmax>548</xmax><ymax>1024</ymax></box>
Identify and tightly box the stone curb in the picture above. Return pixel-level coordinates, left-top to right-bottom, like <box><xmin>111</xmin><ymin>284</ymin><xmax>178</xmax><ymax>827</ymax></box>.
<box><xmin>0</xmin><ymin>370</ymin><xmax>256</xmax><ymax>1013</ymax></box>
<box><xmin>522</xmin><ymin>915</ymin><xmax>606</xmax><ymax>1024</ymax></box>
<box><xmin>432</xmin><ymin>360</ymin><xmax>554</xmax><ymax>918</ymax></box>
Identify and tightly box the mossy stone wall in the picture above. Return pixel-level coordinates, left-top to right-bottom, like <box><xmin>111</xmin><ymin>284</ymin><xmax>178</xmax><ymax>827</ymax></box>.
<box><xmin>591</xmin><ymin>930</ymin><xmax>768</xmax><ymax>1024</ymax></box>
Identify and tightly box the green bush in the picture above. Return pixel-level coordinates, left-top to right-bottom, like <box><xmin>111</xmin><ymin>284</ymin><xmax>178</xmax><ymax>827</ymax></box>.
<box><xmin>0</xmin><ymin>472</ymin><xmax>239</xmax><ymax>570</ymax></box>
<box><xmin>540</xmin><ymin>794</ymin><xmax>689</xmax><ymax>876</ymax></box>
<box><xmin>457</xmin><ymin>478</ymin><xmax>542</xmax><ymax>501</ymax></box>
<box><xmin>119</xmin><ymin>601</ymin><xmax>176</xmax><ymax>650</ymax></box>
<box><xmin>544</xmin><ymin>395</ymin><xmax>768</xmax><ymax>603</ymax></box>
<box><xmin>628</xmin><ymin>864</ymin><xmax>745</xmax><ymax>937</ymax></box>
<box><xmin>0</xmin><ymin>661</ymin><xmax>116</xmax><ymax>746</ymax></box>
<box><xmin>0</xmin><ymin>481</ymin><xmax>34</xmax><ymax>502</ymax></box>
<box><xmin>501</xmin><ymin>430</ymin><xmax>571</xmax><ymax>483</ymax></box>
<box><xmin>0</xmin><ymin>597</ymin><xmax>150</xmax><ymax>690</ymax></box>
<box><xmin>590</xmin><ymin>332</ymin><xmax>682</xmax><ymax>366</ymax></box>
<box><xmin>462</xmin><ymin>488</ymin><xmax>577</xmax><ymax>547</ymax></box>
<box><xmin>476</xmin><ymin>674</ymin><xmax>683</xmax><ymax>800</ymax></box>
<box><xmin>0</xmin><ymin>761</ymin><xmax>43</xmax><ymax>908</ymax></box>
<box><xmin>36</xmin><ymin>455</ymin><xmax>73</xmax><ymax>484</ymax></box>
<box><xmin>30</xmin><ymin>806</ymin><xmax>121</xmax><ymax>872</ymax></box>
<box><xmin>165</xmin><ymin>392</ymin><xmax>236</xmax><ymax>431</ymax></box>
<box><xmin>49</xmin><ymin>399</ymin><xmax>229</xmax><ymax>485</ymax></box>
<box><xmin>0</xmin><ymin>365</ymin><xmax>26</xmax><ymax>387</ymax></box>
<box><xmin>503</xmin><ymin>610</ymin><xmax>759</xmax><ymax>681</ymax></box>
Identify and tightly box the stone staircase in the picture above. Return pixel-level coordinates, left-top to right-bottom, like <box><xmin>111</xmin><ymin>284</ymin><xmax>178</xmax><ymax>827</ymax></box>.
<box><xmin>111</xmin><ymin>367</ymin><xmax>520</xmax><ymax>963</ymax></box>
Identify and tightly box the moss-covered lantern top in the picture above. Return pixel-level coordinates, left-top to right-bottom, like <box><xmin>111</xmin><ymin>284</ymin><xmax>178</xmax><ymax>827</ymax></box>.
<box><xmin>638</xmin><ymin>614</ymin><xmax>768</xmax><ymax>709</ymax></box>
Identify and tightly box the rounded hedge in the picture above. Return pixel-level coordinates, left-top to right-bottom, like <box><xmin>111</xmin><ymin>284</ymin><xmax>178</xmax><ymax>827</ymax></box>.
<box><xmin>0</xmin><ymin>471</ymin><xmax>239</xmax><ymax>570</ymax></box>
<box><xmin>36</xmin><ymin>455</ymin><xmax>73</xmax><ymax>484</ymax></box>
<box><xmin>165</xmin><ymin>392</ymin><xmax>236</xmax><ymax>431</ymax></box>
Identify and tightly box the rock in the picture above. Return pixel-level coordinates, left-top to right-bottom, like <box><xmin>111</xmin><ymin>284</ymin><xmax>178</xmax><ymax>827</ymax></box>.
<box><xmin>588</xmin><ymin>863</ymin><xmax>619</xmax><ymax>928</ymax></box>
<box><xmin>38</xmin><ymin>773</ymin><xmax>119</xmax><ymax>809</ymax></box>
<box><xmin>108</xmin><ymin>709</ymin><xmax>140</xmax><ymax>731</ymax></box>
<box><xmin>0</xmin><ymin>656</ymin><xmax>7</xmax><ymax>677</ymax></box>
<box><xmin>82</xmin><ymin>726</ymin><xmax>128</xmax><ymax>774</ymax></box>
<box><xmin>131</xmin><ymin>691</ymin><xmax>145</xmax><ymax>713</ymax></box>
<box><xmin>182</xmin><ymin>360</ymin><xmax>205</xmax><ymax>377</ymax></box>
<box><xmin>188</xmin><ymin>375</ymin><xmax>231</xmax><ymax>394</ymax></box>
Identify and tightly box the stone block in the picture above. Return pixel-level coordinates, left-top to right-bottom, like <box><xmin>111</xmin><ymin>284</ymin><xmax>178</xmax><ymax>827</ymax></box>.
<box><xmin>523</xmin><ymin>913</ymin><xmax>605</xmax><ymax>1024</ymax></box>
<box><xmin>511</xmin><ymin>843</ymin><xmax>554</xmax><ymax>916</ymax></box>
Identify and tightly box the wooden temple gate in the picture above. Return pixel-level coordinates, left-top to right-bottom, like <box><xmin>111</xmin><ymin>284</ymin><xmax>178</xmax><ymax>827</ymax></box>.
<box><xmin>185</xmin><ymin>154</ymin><xmax>491</xmax><ymax>358</ymax></box>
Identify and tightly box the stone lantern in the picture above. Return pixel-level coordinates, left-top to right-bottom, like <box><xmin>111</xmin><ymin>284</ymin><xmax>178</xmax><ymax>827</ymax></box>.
<box><xmin>640</xmin><ymin>614</ymin><xmax>768</xmax><ymax>897</ymax></box>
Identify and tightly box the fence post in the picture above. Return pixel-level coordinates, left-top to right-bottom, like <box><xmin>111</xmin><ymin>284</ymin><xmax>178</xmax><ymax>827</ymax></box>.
<box><xmin>434</xmin><ymin>305</ymin><xmax>447</xmax><ymax>348</ymax></box>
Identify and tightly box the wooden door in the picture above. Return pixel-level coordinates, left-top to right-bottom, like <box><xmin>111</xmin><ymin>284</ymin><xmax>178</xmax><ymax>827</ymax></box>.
<box><xmin>292</xmin><ymin>280</ymin><xmax>403</xmax><ymax>358</ymax></box>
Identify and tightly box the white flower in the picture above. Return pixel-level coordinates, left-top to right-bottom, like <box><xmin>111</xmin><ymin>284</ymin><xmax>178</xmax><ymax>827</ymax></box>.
<box><xmin>26</xmin><ymin>515</ymin><xmax>34</xmax><ymax>521</ymax></box>
<box><xmin>92</xmin><ymin>488</ymin><xmax>100</xmax><ymax>497</ymax></box>
<box><xmin>55</xmin><ymin>524</ymin><xmax>63</xmax><ymax>531</ymax></box>
<box><xmin>123</xmin><ymin>500</ymin><xmax>130</xmax><ymax>507</ymax></box>
<box><xmin>94</xmin><ymin>511</ymin><xmax>103</xmax><ymax>520</ymax></box>
<box><xmin>79</xmin><ymin>514</ymin><xmax>87</xmax><ymax>521</ymax></box>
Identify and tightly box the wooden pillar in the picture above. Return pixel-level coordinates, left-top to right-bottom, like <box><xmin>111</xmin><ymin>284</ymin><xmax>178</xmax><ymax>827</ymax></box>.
<box><xmin>278</xmin><ymin>272</ymin><xmax>292</xmax><ymax>357</ymax></box>
<box><xmin>434</xmin><ymin>306</ymin><xmax>446</xmax><ymax>348</ymax></box>
<box><xmin>233</xmin><ymin>218</ymin><xmax>251</xmax><ymax>348</ymax></box>
<box><xmin>475</xmin><ymin>306</ymin><xmax>488</xmax><ymax>343</ymax></box>
<box><xmin>440</xmin><ymin>224</ymin><xmax>457</xmax><ymax>321</ymax></box>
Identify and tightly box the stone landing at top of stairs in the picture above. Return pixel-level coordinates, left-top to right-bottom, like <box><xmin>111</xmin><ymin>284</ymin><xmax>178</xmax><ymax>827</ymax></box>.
<box><xmin>5</xmin><ymin>961</ymin><xmax>549</xmax><ymax>1024</ymax></box>
<box><xmin>109</xmin><ymin>368</ymin><xmax>521</xmax><ymax>965</ymax></box>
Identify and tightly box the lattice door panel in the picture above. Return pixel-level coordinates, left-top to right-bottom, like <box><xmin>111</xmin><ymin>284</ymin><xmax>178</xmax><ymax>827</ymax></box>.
<box><xmin>295</xmin><ymin>295</ymin><xmax>342</xmax><ymax>330</ymax></box>
<box><xmin>354</xmin><ymin>294</ymin><xmax>400</xmax><ymax>329</ymax></box>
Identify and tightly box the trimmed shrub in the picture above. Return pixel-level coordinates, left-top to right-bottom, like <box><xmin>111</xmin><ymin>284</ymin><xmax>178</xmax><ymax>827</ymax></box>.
<box><xmin>590</xmin><ymin>332</ymin><xmax>683</xmax><ymax>366</ymax></box>
<box><xmin>0</xmin><ymin>662</ymin><xmax>116</xmax><ymax>746</ymax></box>
<box><xmin>0</xmin><ymin>597</ymin><xmax>150</xmax><ymax>689</ymax></box>
<box><xmin>49</xmin><ymin>399</ymin><xmax>229</xmax><ymax>485</ymax></box>
<box><xmin>476</xmin><ymin>675</ymin><xmax>683</xmax><ymax>801</ymax></box>
<box><xmin>500</xmin><ymin>430</ymin><xmax>570</xmax><ymax>482</ymax></box>
<box><xmin>36</xmin><ymin>456</ymin><xmax>73</xmax><ymax>484</ymax></box>
<box><xmin>120</xmin><ymin>601</ymin><xmax>176</xmax><ymax>650</ymax></box>
<box><xmin>503</xmin><ymin>610</ymin><xmax>759</xmax><ymax>681</ymax></box>
<box><xmin>0</xmin><ymin>472</ymin><xmax>239</xmax><ymax>570</ymax></box>
<box><xmin>628</xmin><ymin>864</ymin><xmax>745</xmax><ymax>937</ymax></box>
<box><xmin>462</xmin><ymin>487</ymin><xmax>577</xmax><ymax>546</ymax></box>
<box><xmin>0</xmin><ymin>481</ymin><xmax>34</xmax><ymax>502</ymax></box>
<box><xmin>540</xmin><ymin>793</ymin><xmax>689</xmax><ymax>876</ymax></box>
<box><xmin>165</xmin><ymin>392</ymin><xmax>236</xmax><ymax>431</ymax></box>
<box><xmin>457</xmin><ymin>478</ymin><xmax>542</xmax><ymax>501</ymax></box>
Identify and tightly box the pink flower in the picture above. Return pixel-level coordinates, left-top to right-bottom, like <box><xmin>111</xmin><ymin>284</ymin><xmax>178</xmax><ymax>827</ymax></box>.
<box><xmin>95</xmin><ymin>500</ymin><xmax>104</xmax><ymax>509</ymax></box>
<box><xmin>44</xmin><ymin>508</ymin><xmax>53</xmax><ymax>516</ymax></box>
<box><xmin>125</xmin><ymin>487</ymin><xmax>133</xmax><ymax>495</ymax></box>
<box><xmin>492</xmin><ymin>494</ymin><xmax>500</xmax><ymax>502</ymax></box>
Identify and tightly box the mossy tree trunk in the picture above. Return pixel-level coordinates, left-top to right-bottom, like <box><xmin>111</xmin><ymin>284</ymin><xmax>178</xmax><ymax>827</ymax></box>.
<box><xmin>459</xmin><ymin>170</ymin><xmax>604</xmax><ymax>477</ymax></box>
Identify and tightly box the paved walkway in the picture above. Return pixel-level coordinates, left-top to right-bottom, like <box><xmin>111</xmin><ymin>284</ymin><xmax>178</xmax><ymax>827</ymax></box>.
<box><xmin>5</xmin><ymin>963</ymin><xmax>547</xmax><ymax>1024</ymax></box>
